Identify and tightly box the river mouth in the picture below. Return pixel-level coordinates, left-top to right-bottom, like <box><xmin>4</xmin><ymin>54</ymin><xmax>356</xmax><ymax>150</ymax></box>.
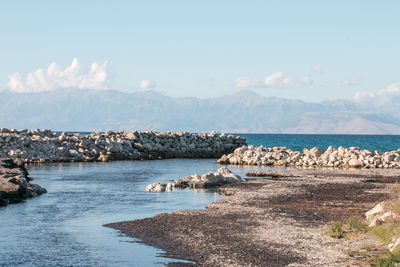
<box><xmin>0</xmin><ymin>159</ymin><xmax>267</xmax><ymax>266</ymax></box>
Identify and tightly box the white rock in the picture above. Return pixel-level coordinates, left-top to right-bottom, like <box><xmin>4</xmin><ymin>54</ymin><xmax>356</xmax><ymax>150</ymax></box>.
<box><xmin>348</xmin><ymin>158</ymin><xmax>362</xmax><ymax>168</ymax></box>
<box><xmin>365</xmin><ymin>202</ymin><xmax>398</xmax><ymax>227</ymax></box>
<box><xmin>145</xmin><ymin>182</ymin><xmax>166</xmax><ymax>192</ymax></box>
<box><xmin>215</xmin><ymin>167</ymin><xmax>243</xmax><ymax>183</ymax></box>
<box><xmin>166</xmin><ymin>183</ymin><xmax>173</xmax><ymax>191</ymax></box>
<box><xmin>201</xmin><ymin>172</ymin><xmax>224</xmax><ymax>184</ymax></box>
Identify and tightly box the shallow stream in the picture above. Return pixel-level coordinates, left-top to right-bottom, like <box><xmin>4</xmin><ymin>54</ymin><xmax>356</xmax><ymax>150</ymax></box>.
<box><xmin>0</xmin><ymin>159</ymin><xmax>261</xmax><ymax>266</ymax></box>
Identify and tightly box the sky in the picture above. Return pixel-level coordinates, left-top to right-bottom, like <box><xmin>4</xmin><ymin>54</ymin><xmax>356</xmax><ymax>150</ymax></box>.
<box><xmin>0</xmin><ymin>0</ymin><xmax>399</xmax><ymax>102</ymax></box>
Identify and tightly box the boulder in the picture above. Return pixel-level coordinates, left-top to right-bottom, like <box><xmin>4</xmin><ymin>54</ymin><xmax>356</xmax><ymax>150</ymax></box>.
<box><xmin>348</xmin><ymin>159</ymin><xmax>362</xmax><ymax>168</ymax></box>
<box><xmin>97</xmin><ymin>154</ymin><xmax>110</xmax><ymax>162</ymax></box>
<box><xmin>0</xmin><ymin>159</ymin><xmax>47</xmax><ymax>206</ymax></box>
<box><xmin>146</xmin><ymin>168</ymin><xmax>243</xmax><ymax>192</ymax></box>
<box><xmin>365</xmin><ymin>201</ymin><xmax>398</xmax><ymax>227</ymax></box>
<box><xmin>215</xmin><ymin>167</ymin><xmax>243</xmax><ymax>183</ymax></box>
<box><xmin>166</xmin><ymin>183</ymin><xmax>173</xmax><ymax>191</ymax></box>
<box><xmin>217</xmin><ymin>144</ymin><xmax>400</xmax><ymax>169</ymax></box>
<box><xmin>0</xmin><ymin>129</ymin><xmax>246</xmax><ymax>163</ymax></box>
<box><xmin>201</xmin><ymin>172</ymin><xmax>224</xmax><ymax>184</ymax></box>
<box><xmin>145</xmin><ymin>183</ymin><xmax>166</xmax><ymax>192</ymax></box>
<box><xmin>309</xmin><ymin>147</ymin><xmax>324</xmax><ymax>158</ymax></box>
<box><xmin>109</xmin><ymin>142</ymin><xmax>123</xmax><ymax>153</ymax></box>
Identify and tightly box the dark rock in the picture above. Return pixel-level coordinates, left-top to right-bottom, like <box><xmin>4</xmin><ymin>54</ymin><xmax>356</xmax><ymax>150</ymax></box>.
<box><xmin>0</xmin><ymin>158</ymin><xmax>47</xmax><ymax>207</ymax></box>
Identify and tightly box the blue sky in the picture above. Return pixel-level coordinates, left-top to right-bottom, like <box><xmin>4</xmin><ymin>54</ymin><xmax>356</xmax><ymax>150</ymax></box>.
<box><xmin>1</xmin><ymin>0</ymin><xmax>399</xmax><ymax>101</ymax></box>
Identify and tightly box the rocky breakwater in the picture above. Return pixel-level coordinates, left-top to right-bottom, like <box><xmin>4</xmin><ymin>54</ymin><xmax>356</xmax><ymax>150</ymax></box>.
<box><xmin>0</xmin><ymin>128</ymin><xmax>246</xmax><ymax>163</ymax></box>
<box><xmin>0</xmin><ymin>159</ymin><xmax>46</xmax><ymax>206</ymax></box>
<box><xmin>145</xmin><ymin>167</ymin><xmax>244</xmax><ymax>192</ymax></box>
<box><xmin>218</xmin><ymin>145</ymin><xmax>400</xmax><ymax>168</ymax></box>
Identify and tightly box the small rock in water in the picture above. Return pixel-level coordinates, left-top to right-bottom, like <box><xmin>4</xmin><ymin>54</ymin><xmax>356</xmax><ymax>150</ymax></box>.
<box><xmin>146</xmin><ymin>167</ymin><xmax>243</xmax><ymax>192</ymax></box>
<box><xmin>166</xmin><ymin>183</ymin><xmax>173</xmax><ymax>191</ymax></box>
<box><xmin>0</xmin><ymin>158</ymin><xmax>47</xmax><ymax>206</ymax></box>
<box><xmin>145</xmin><ymin>183</ymin><xmax>167</xmax><ymax>192</ymax></box>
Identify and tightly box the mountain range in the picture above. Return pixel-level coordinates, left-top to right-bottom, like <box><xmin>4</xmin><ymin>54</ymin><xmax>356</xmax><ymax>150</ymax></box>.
<box><xmin>1</xmin><ymin>89</ymin><xmax>400</xmax><ymax>134</ymax></box>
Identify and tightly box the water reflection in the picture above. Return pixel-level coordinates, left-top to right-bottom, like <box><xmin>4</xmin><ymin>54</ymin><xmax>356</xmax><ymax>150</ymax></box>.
<box><xmin>0</xmin><ymin>159</ymin><xmax>267</xmax><ymax>266</ymax></box>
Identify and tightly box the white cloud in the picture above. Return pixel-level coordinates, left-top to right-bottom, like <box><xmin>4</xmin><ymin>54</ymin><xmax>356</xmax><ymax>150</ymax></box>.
<box><xmin>314</xmin><ymin>64</ymin><xmax>321</xmax><ymax>72</ymax></box>
<box><xmin>235</xmin><ymin>77</ymin><xmax>264</xmax><ymax>88</ymax></box>
<box><xmin>139</xmin><ymin>80</ymin><xmax>156</xmax><ymax>89</ymax></box>
<box><xmin>264</xmin><ymin>72</ymin><xmax>313</xmax><ymax>88</ymax></box>
<box><xmin>354</xmin><ymin>82</ymin><xmax>400</xmax><ymax>100</ymax></box>
<box><xmin>7</xmin><ymin>58</ymin><xmax>109</xmax><ymax>93</ymax></box>
<box><xmin>236</xmin><ymin>72</ymin><xmax>313</xmax><ymax>89</ymax></box>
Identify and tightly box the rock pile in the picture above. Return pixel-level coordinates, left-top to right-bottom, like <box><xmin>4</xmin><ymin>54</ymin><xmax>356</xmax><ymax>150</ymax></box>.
<box><xmin>217</xmin><ymin>145</ymin><xmax>400</xmax><ymax>169</ymax></box>
<box><xmin>0</xmin><ymin>128</ymin><xmax>246</xmax><ymax>163</ymax></box>
<box><xmin>0</xmin><ymin>159</ymin><xmax>47</xmax><ymax>206</ymax></box>
<box><xmin>145</xmin><ymin>167</ymin><xmax>244</xmax><ymax>192</ymax></box>
<box><xmin>145</xmin><ymin>182</ymin><xmax>168</xmax><ymax>193</ymax></box>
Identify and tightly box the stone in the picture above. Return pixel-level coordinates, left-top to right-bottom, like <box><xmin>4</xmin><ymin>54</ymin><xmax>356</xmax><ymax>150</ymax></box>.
<box><xmin>166</xmin><ymin>183</ymin><xmax>173</xmax><ymax>191</ymax></box>
<box><xmin>201</xmin><ymin>172</ymin><xmax>224</xmax><ymax>184</ymax></box>
<box><xmin>217</xmin><ymin>145</ymin><xmax>400</xmax><ymax>169</ymax></box>
<box><xmin>145</xmin><ymin>183</ymin><xmax>167</xmax><ymax>192</ymax></box>
<box><xmin>365</xmin><ymin>201</ymin><xmax>398</xmax><ymax>227</ymax></box>
<box><xmin>215</xmin><ymin>167</ymin><xmax>243</xmax><ymax>183</ymax></box>
<box><xmin>0</xmin><ymin>129</ymin><xmax>246</xmax><ymax>163</ymax></box>
<box><xmin>98</xmin><ymin>154</ymin><xmax>110</xmax><ymax>162</ymax></box>
<box><xmin>147</xmin><ymin>168</ymin><xmax>243</xmax><ymax>192</ymax></box>
<box><xmin>348</xmin><ymin>159</ymin><xmax>362</xmax><ymax>168</ymax></box>
<box><xmin>0</xmin><ymin>159</ymin><xmax>47</xmax><ymax>206</ymax></box>
<box><xmin>309</xmin><ymin>147</ymin><xmax>324</xmax><ymax>158</ymax></box>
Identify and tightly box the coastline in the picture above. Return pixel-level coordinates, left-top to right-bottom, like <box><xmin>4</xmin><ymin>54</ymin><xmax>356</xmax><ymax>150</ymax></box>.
<box><xmin>0</xmin><ymin>158</ymin><xmax>46</xmax><ymax>206</ymax></box>
<box><xmin>106</xmin><ymin>168</ymin><xmax>400</xmax><ymax>266</ymax></box>
<box><xmin>0</xmin><ymin>128</ymin><xmax>245</xmax><ymax>163</ymax></box>
<box><xmin>3</xmin><ymin>128</ymin><xmax>400</xmax><ymax>264</ymax></box>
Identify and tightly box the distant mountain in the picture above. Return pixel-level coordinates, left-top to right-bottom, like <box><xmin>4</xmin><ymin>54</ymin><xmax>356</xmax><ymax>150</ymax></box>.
<box><xmin>1</xmin><ymin>89</ymin><xmax>400</xmax><ymax>134</ymax></box>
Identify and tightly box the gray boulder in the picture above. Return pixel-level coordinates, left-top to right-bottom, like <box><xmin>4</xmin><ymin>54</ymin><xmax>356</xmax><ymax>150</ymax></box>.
<box><xmin>0</xmin><ymin>159</ymin><xmax>47</xmax><ymax>206</ymax></box>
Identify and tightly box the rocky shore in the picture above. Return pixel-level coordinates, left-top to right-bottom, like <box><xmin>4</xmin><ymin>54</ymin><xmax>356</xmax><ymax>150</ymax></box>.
<box><xmin>218</xmin><ymin>145</ymin><xmax>400</xmax><ymax>168</ymax></box>
<box><xmin>0</xmin><ymin>128</ymin><xmax>246</xmax><ymax>163</ymax></box>
<box><xmin>106</xmin><ymin>168</ymin><xmax>400</xmax><ymax>266</ymax></box>
<box><xmin>0</xmin><ymin>159</ymin><xmax>47</xmax><ymax>206</ymax></box>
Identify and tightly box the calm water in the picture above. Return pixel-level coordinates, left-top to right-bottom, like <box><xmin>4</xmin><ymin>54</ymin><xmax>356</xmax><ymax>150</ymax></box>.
<box><xmin>1</xmin><ymin>134</ymin><xmax>399</xmax><ymax>266</ymax></box>
<box><xmin>0</xmin><ymin>159</ymin><xmax>263</xmax><ymax>266</ymax></box>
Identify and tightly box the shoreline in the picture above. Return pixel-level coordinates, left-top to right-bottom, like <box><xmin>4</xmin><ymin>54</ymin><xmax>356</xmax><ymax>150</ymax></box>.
<box><xmin>218</xmin><ymin>145</ymin><xmax>400</xmax><ymax>169</ymax></box>
<box><xmin>0</xmin><ymin>128</ymin><xmax>245</xmax><ymax>163</ymax></box>
<box><xmin>0</xmin><ymin>158</ymin><xmax>46</xmax><ymax>206</ymax></box>
<box><xmin>105</xmin><ymin>168</ymin><xmax>400</xmax><ymax>266</ymax></box>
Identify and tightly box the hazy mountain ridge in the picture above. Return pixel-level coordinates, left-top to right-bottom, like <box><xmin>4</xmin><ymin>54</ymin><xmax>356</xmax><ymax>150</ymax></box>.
<box><xmin>2</xmin><ymin>89</ymin><xmax>400</xmax><ymax>134</ymax></box>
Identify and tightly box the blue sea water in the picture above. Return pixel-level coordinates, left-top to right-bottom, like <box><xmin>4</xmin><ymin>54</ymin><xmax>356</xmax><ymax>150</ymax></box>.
<box><xmin>62</xmin><ymin>131</ymin><xmax>400</xmax><ymax>152</ymax></box>
<box><xmin>241</xmin><ymin>134</ymin><xmax>400</xmax><ymax>152</ymax></box>
<box><xmin>1</xmin><ymin>133</ymin><xmax>400</xmax><ymax>266</ymax></box>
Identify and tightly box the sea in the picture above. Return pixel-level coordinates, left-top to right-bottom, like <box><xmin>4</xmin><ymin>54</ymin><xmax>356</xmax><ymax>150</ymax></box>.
<box><xmin>1</xmin><ymin>134</ymin><xmax>400</xmax><ymax>266</ymax></box>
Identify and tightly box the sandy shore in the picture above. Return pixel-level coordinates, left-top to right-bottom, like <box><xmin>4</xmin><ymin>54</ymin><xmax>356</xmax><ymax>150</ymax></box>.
<box><xmin>105</xmin><ymin>168</ymin><xmax>400</xmax><ymax>266</ymax></box>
